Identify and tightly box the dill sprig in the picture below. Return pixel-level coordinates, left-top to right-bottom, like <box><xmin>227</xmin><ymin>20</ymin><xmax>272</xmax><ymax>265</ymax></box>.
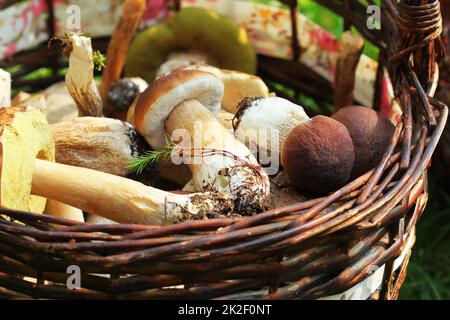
<box><xmin>92</xmin><ymin>50</ymin><xmax>106</xmax><ymax>71</ymax></box>
<box><xmin>128</xmin><ymin>136</ymin><xmax>176</xmax><ymax>175</ymax></box>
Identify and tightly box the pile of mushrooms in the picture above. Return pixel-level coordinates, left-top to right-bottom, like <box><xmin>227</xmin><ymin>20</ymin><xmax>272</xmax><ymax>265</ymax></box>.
<box><xmin>0</xmin><ymin>1</ymin><xmax>396</xmax><ymax>226</ymax></box>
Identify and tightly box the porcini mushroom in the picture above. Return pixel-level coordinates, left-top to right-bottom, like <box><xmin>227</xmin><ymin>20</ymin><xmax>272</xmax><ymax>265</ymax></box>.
<box><xmin>51</xmin><ymin>116</ymin><xmax>192</xmax><ymax>188</ymax></box>
<box><xmin>0</xmin><ymin>106</ymin><xmax>55</xmax><ymax>213</ymax></box>
<box><xmin>332</xmin><ymin>105</ymin><xmax>395</xmax><ymax>178</ymax></box>
<box><xmin>2</xmin><ymin>77</ymin><xmax>82</xmax><ymax>221</ymax></box>
<box><xmin>181</xmin><ymin>64</ymin><xmax>270</xmax><ymax>114</ymax></box>
<box><xmin>64</xmin><ymin>33</ymin><xmax>103</xmax><ymax>117</ymax></box>
<box><xmin>281</xmin><ymin>116</ymin><xmax>355</xmax><ymax>195</ymax></box>
<box><xmin>134</xmin><ymin>69</ymin><xmax>270</xmax><ymax>213</ymax></box>
<box><xmin>0</xmin><ymin>106</ymin><xmax>233</xmax><ymax>225</ymax></box>
<box><xmin>126</xmin><ymin>7</ymin><xmax>256</xmax><ymax>83</ymax></box>
<box><xmin>50</xmin><ymin>117</ymin><xmax>148</xmax><ymax>177</ymax></box>
<box><xmin>233</xmin><ymin>96</ymin><xmax>310</xmax><ymax>155</ymax></box>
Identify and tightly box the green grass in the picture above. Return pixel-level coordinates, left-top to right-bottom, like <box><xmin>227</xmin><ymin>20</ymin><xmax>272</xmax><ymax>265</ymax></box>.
<box><xmin>399</xmin><ymin>172</ymin><xmax>450</xmax><ymax>300</ymax></box>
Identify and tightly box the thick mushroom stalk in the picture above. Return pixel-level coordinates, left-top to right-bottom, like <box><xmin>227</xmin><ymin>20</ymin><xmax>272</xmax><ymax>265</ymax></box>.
<box><xmin>32</xmin><ymin>160</ymin><xmax>232</xmax><ymax>224</ymax></box>
<box><xmin>50</xmin><ymin>117</ymin><xmax>147</xmax><ymax>176</ymax></box>
<box><xmin>233</xmin><ymin>96</ymin><xmax>310</xmax><ymax>155</ymax></box>
<box><xmin>0</xmin><ymin>106</ymin><xmax>233</xmax><ymax>225</ymax></box>
<box><xmin>64</xmin><ymin>34</ymin><xmax>103</xmax><ymax>117</ymax></box>
<box><xmin>135</xmin><ymin>70</ymin><xmax>270</xmax><ymax>213</ymax></box>
<box><xmin>51</xmin><ymin>116</ymin><xmax>191</xmax><ymax>187</ymax></box>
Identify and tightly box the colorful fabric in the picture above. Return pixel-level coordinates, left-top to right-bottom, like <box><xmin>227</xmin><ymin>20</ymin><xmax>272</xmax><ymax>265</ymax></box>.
<box><xmin>0</xmin><ymin>0</ymin><xmax>400</xmax><ymax>121</ymax></box>
<box><xmin>0</xmin><ymin>0</ymin><xmax>49</xmax><ymax>60</ymax></box>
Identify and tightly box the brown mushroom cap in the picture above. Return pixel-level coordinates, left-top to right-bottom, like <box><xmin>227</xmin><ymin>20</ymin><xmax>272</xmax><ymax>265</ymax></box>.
<box><xmin>332</xmin><ymin>106</ymin><xmax>395</xmax><ymax>178</ymax></box>
<box><xmin>281</xmin><ymin>115</ymin><xmax>355</xmax><ymax>195</ymax></box>
<box><xmin>134</xmin><ymin>69</ymin><xmax>223</xmax><ymax>149</ymax></box>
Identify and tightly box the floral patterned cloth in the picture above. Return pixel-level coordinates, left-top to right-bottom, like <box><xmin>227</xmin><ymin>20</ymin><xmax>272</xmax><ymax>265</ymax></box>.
<box><xmin>0</xmin><ymin>0</ymin><xmax>169</xmax><ymax>59</ymax></box>
<box><xmin>0</xmin><ymin>0</ymin><xmax>49</xmax><ymax>60</ymax></box>
<box><xmin>0</xmin><ymin>0</ymin><xmax>400</xmax><ymax>121</ymax></box>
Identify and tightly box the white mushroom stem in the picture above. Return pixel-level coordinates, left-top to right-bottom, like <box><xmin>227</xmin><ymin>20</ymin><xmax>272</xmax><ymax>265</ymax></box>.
<box><xmin>0</xmin><ymin>68</ymin><xmax>11</xmax><ymax>108</ymax></box>
<box><xmin>165</xmin><ymin>99</ymin><xmax>270</xmax><ymax>213</ymax></box>
<box><xmin>50</xmin><ymin>117</ymin><xmax>143</xmax><ymax>176</ymax></box>
<box><xmin>233</xmin><ymin>97</ymin><xmax>310</xmax><ymax>155</ymax></box>
<box><xmin>65</xmin><ymin>34</ymin><xmax>103</xmax><ymax>117</ymax></box>
<box><xmin>86</xmin><ymin>214</ymin><xmax>117</xmax><ymax>225</ymax></box>
<box><xmin>31</xmin><ymin>159</ymin><xmax>232</xmax><ymax>225</ymax></box>
<box><xmin>44</xmin><ymin>199</ymin><xmax>84</xmax><ymax>223</ymax></box>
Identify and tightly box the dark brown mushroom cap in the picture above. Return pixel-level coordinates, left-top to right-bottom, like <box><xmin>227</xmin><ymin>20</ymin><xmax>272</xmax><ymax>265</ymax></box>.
<box><xmin>281</xmin><ymin>116</ymin><xmax>355</xmax><ymax>195</ymax></box>
<box><xmin>332</xmin><ymin>106</ymin><xmax>395</xmax><ymax>178</ymax></box>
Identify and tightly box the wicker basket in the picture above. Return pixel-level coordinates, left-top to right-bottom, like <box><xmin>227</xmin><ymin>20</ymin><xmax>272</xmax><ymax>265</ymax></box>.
<box><xmin>0</xmin><ymin>0</ymin><xmax>447</xmax><ymax>300</ymax></box>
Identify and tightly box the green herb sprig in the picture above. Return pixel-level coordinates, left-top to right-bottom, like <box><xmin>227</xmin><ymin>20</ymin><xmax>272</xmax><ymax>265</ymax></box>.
<box><xmin>128</xmin><ymin>136</ymin><xmax>176</xmax><ymax>175</ymax></box>
<box><xmin>92</xmin><ymin>50</ymin><xmax>106</xmax><ymax>71</ymax></box>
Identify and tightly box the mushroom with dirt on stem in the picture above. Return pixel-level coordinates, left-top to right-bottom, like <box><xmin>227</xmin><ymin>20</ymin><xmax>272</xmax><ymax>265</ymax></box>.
<box><xmin>0</xmin><ymin>106</ymin><xmax>234</xmax><ymax>225</ymax></box>
<box><xmin>51</xmin><ymin>116</ymin><xmax>192</xmax><ymax>188</ymax></box>
<box><xmin>133</xmin><ymin>69</ymin><xmax>271</xmax><ymax>214</ymax></box>
<box><xmin>1</xmin><ymin>84</ymin><xmax>84</xmax><ymax>222</ymax></box>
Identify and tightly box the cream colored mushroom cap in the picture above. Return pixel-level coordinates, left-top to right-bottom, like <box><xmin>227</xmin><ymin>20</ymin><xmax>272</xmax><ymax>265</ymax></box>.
<box><xmin>184</xmin><ymin>64</ymin><xmax>270</xmax><ymax>113</ymax></box>
<box><xmin>134</xmin><ymin>69</ymin><xmax>224</xmax><ymax>149</ymax></box>
<box><xmin>234</xmin><ymin>96</ymin><xmax>310</xmax><ymax>153</ymax></box>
